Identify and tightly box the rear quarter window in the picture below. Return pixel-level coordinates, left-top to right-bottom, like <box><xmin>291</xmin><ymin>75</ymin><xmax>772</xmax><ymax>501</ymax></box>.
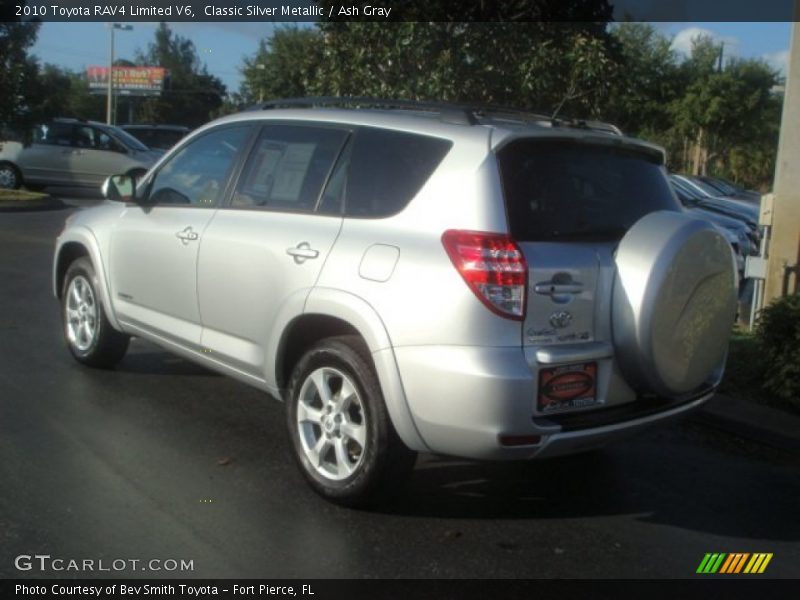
<box><xmin>498</xmin><ymin>140</ymin><xmax>679</xmax><ymax>241</ymax></box>
<box><xmin>344</xmin><ymin>128</ymin><xmax>452</xmax><ymax>218</ymax></box>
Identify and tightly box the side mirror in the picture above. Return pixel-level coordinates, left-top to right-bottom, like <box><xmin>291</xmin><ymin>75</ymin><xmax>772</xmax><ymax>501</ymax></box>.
<box><xmin>102</xmin><ymin>174</ymin><xmax>135</xmax><ymax>202</ymax></box>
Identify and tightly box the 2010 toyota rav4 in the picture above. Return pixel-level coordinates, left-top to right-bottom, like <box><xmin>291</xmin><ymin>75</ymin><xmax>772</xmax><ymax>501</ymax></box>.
<box><xmin>53</xmin><ymin>99</ymin><xmax>738</xmax><ymax>506</ymax></box>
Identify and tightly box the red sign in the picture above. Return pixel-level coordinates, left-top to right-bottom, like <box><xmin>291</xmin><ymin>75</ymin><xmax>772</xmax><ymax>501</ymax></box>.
<box><xmin>87</xmin><ymin>66</ymin><xmax>166</xmax><ymax>95</ymax></box>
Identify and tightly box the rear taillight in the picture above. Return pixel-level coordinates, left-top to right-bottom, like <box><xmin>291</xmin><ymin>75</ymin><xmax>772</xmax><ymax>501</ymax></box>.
<box><xmin>441</xmin><ymin>229</ymin><xmax>527</xmax><ymax>321</ymax></box>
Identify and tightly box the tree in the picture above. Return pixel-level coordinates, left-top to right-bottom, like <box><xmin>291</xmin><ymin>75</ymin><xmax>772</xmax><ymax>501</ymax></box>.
<box><xmin>604</xmin><ymin>23</ymin><xmax>681</xmax><ymax>136</ymax></box>
<box><xmin>240</xmin><ymin>27</ymin><xmax>323</xmax><ymax>104</ymax></box>
<box><xmin>671</xmin><ymin>36</ymin><xmax>779</xmax><ymax>177</ymax></box>
<box><xmin>0</xmin><ymin>21</ymin><xmax>41</xmax><ymax>139</ymax></box>
<box><xmin>135</xmin><ymin>23</ymin><xmax>226</xmax><ymax>127</ymax></box>
<box><xmin>308</xmin><ymin>20</ymin><xmax>618</xmax><ymax>117</ymax></box>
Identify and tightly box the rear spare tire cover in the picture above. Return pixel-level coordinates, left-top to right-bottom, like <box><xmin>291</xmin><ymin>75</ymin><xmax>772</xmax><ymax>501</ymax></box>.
<box><xmin>612</xmin><ymin>210</ymin><xmax>737</xmax><ymax>397</ymax></box>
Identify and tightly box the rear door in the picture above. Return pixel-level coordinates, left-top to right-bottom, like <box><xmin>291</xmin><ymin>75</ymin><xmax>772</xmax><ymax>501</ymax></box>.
<box><xmin>196</xmin><ymin>123</ymin><xmax>349</xmax><ymax>380</ymax></box>
<box><xmin>496</xmin><ymin>138</ymin><xmax>681</xmax><ymax>414</ymax></box>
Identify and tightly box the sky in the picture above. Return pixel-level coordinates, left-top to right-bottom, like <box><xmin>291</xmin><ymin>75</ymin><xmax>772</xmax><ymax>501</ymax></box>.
<box><xmin>31</xmin><ymin>21</ymin><xmax>793</xmax><ymax>95</ymax></box>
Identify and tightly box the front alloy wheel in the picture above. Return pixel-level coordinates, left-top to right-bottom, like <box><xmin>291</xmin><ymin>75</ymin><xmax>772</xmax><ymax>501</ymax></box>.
<box><xmin>65</xmin><ymin>275</ymin><xmax>98</xmax><ymax>352</ymax></box>
<box><xmin>62</xmin><ymin>257</ymin><xmax>129</xmax><ymax>368</ymax></box>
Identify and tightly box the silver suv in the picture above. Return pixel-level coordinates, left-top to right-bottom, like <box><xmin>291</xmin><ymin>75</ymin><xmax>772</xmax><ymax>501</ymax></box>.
<box><xmin>0</xmin><ymin>118</ymin><xmax>159</xmax><ymax>190</ymax></box>
<box><xmin>53</xmin><ymin>99</ymin><xmax>738</xmax><ymax>506</ymax></box>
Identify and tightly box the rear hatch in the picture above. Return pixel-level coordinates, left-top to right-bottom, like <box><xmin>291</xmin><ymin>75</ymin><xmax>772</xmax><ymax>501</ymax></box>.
<box><xmin>496</xmin><ymin>137</ymin><xmax>682</xmax><ymax>414</ymax></box>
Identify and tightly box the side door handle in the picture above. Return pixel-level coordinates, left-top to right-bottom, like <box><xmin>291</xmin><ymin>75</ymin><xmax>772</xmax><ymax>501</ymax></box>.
<box><xmin>176</xmin><ymin>226</ymin><xmax>200</xmax><ymax>245</ymax></box>
<box><xmin>286</xmin><ymin>242</ymin><xmax>319</xmax><ymax>264</ymax></box>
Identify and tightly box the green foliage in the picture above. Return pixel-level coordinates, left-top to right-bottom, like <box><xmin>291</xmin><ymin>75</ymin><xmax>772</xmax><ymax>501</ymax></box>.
<box><xmin>135</xmin><ymin>23</ymin><xmax>226</xmax><ymax>127</ymax></box>
<box><xmin>0</xmin><ymin>21</ymin><xmax>41</xmax><ymax>139</ymax></box>
<box><xmin>238</xmin><ymin>20</ymin><xmax>620</xmax><ymax>117</ymax></box>
<box><xmin>240</xmin><ymin>27</ymin><xmax>323</xmax><ymax>103</ymax></box>
<box><xmin>26</xmin><ymin>64</ymin><xmax>105</xmax><ymax>124</ymax></box>
<box><xmin>755</xmin><ymin>295</ymin><xmax>800</xmax><ymax>408</ymax></box>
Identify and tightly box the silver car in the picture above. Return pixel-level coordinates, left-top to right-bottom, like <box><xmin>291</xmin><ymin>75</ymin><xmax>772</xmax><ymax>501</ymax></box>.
<box><xmin>53</xmin><ymin>100</ymin><xmax>738</xmax><ymax>506</ymax></box>
<box><xmin>0</xmin><ymin>118</ymin><xmax>159</xmax><ymax>190</ymax></box>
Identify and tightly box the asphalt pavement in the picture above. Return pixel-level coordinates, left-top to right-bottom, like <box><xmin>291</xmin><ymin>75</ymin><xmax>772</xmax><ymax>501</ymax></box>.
<box><xmin>1</xmin><ymin>196</ymin><xmax>799</xmax><ymax>579</ymax></box>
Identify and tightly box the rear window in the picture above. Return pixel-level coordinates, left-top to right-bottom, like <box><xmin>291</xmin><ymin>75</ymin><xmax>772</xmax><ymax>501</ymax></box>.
<box><xmin>498</xmin><ymin>140</ymin><xmax>679</xmax><ymax>241</ymax></box>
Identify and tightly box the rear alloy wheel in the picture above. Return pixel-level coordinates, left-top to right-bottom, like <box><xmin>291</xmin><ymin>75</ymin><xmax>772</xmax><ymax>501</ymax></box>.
<box><xmin>62</xmin><ymin>257</ymin><xmax>130</xmax><ymax>368</ymax></box>
<box><xmin>286</xmin><ymin>336</ymin><xmax>416</xmax><ymax>507</ymax></box>
<box><xmin>0</xmin><ymin>163</ymin><xmax>21</xmax><ymax>190</ymax></box>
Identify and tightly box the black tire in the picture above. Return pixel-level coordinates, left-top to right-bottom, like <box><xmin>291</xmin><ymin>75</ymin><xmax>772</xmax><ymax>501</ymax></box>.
<box><xmin>286</xmin><ymin>335</ymin><xmax>416</xmax><ymax>507</ymax></box>
<box><xmin>0</xmin><ymin>162</ymin><xmax>22</xmax><ymax>190</ymax></box>
<box><xmin>61</xmin><ymin>257</ymin><xmax>130</xmax><ymax>368</ymax></box>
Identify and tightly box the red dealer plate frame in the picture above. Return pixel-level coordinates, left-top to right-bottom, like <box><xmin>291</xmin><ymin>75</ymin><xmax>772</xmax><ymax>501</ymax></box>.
<box><xmin>537</xmin><ymin>362</ymin><xmax>598</xmax><ymax>413</ymax></box>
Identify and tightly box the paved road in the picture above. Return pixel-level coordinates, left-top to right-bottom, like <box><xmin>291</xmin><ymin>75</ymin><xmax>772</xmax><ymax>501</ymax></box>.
<box><xmin>1</xmin><ymin>200</ymin><xmax>799</xmax><ymax>579</ymax></box>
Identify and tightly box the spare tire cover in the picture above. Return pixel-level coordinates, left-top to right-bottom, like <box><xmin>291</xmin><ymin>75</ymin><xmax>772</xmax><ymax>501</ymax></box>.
<box><xmin>612</xmin><ymin>210</ymin><xmax>737</xmax><ymax>397</ymax></box>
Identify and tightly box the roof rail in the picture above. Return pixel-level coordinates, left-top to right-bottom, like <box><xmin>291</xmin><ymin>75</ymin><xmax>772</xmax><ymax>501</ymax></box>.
<box><xmin>250</xmin><ymin>96</ymin><xmax>623</xmax><ymax>135</ymax></box>
<box><xmin>254</xmin><ymin>96</ymin><xmax>478</xmax><ymax>126</ymax></box>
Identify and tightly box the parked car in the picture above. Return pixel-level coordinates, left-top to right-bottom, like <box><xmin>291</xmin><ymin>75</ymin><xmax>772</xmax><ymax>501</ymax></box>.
<box><xmin>671</xmin><ymin>182</ymin><xmax>757</xmax><ymax>257</ymax></box>
<box><xmin>670</xmin><ymin>174</ymin><xmax>760</xmax><ymax>231</ymax></box>
<box><xmin>53</xmin><ymin>99</ymin><xmax>738</xmax><ymax>506</ymax></box>
<box><xmin>121</xmin><ymin>124</ymin><xmax>191</xmax><ymax>152</ymax></box>
<box><xmin>697</xmin><ymin>175</ymin><xmax>761</xmax><ymax>204</ymax></box>
<box><xmin>0</xmin><ymin>118</ymin><xmax>160</xmax><ymax>190</ymax></box>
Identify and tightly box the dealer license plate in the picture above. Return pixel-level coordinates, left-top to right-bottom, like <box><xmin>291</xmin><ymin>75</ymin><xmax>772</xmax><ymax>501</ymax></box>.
<box><xmin>537</xmin><ymin>362</ymin><xmax>598</xmax><ymax>413</ymax></box>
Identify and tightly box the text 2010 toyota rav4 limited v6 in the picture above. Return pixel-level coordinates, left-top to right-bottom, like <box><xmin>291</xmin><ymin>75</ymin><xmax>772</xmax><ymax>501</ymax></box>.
<box><xmin>53</xmin><ymin>99</ymin><xmax>738</xmax><ymax>506</ymax></box>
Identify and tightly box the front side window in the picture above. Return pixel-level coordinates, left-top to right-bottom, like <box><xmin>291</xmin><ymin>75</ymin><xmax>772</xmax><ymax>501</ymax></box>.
<box><xmin>231</xmin><ymin>124</ymin><xmax>348</xmax><ymax>212</ymax></box>
<box><xmin>147</xmin><ymin>126</ymin><xmax>251</xmax><ymax>207</ymax></box>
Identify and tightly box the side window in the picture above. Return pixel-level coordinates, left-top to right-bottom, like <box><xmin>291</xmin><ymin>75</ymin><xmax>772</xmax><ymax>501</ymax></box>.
<box><xmin>317</xmin><ymin>141</ymin><xmax>352</xmax><ymax>216</ymax></box>
<box><xmin>34</xmin><ymin>123</ymin><xmax>73</xmax><ymax>147</ymax></box>
<box><xmin>74</xmin><ymin>126</ymin><xmax>97</xmax><ymax>149</ymax></box>
<box><xmin>147</xmin><ymin>126</ymin><xmax>251</xmax><ymax>207</ymax></box>
<box><xmin>231</xmin><ymin>125</ymin><xmax>348</xmax><ymax>212</ymax></box>
<box><xmin>344</xmin><ymin>128</ymin><xmax>452</xmax><ymax>218</ymax></box>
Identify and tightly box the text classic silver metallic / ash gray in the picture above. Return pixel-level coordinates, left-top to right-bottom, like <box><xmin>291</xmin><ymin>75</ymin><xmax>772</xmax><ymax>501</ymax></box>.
<box><xmin>53</xmin><ymin>99</ymin><xmax>738</xmax><ymax>506</ymax></box>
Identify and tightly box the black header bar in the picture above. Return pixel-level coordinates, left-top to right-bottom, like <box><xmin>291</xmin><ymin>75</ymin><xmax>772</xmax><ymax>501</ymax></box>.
<box><xmin>2</xmin><ymin>0</ymin><xmax>799</xmax><ymax>23</ymax></box>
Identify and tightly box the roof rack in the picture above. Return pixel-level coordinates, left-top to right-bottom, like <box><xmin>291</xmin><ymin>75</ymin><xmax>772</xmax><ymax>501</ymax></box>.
<box><xmin>250</xmin><ymin>96</ymin><xmax>622</xmax><ymax>135</ymax></box>
<box><xmin>254</xmin><ymin>96</ymin><xmax>478</xmax><ymax>126</ymax></box>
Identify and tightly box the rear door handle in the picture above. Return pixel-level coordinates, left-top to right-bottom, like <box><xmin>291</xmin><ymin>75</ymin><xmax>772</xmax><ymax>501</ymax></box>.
<box><xmin>286</xmin><ymin>242</ymin><xmax>319</xmax><ymax>264</ymax></box>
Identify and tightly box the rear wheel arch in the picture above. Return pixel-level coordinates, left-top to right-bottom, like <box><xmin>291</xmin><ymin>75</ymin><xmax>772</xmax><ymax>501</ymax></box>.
<box><xmin>276</xmin><ymin>314</ymin><xmax>361</xmax><ymax>395</ymax></box>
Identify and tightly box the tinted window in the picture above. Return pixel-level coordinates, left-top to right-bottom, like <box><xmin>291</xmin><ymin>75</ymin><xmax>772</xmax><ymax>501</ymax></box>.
<box><xmin>344</xmin><ymin>128</ymin><xmax>452</xmax><ymax>218</ymax></box>
<box><xmin>147</xmin><ymin>126</ymin><xmax>251</xmax><ymax>207</ymax></box>
<box><xmin>498</xmin><ymin>140</ymin><xmax>679</xmax><ymax>241</ymax></box>
<box><xmin>317</xmin><ymin>141</ymin><xmax>352</xmax><ymax>216</ymax></box>
<box><xmin>231</xmin><ymin>125</ymin><xmax>348</xmax><ymax>212</ymax></box>
<box><xmin>73</xmin><ymin>126</ymin><xmax>122</xmax><ymax>151</ymax></box>
<box><xmin>34</xmin><ymin>123</ymin><xmax>73</xmax><ymax>146</ymax></box>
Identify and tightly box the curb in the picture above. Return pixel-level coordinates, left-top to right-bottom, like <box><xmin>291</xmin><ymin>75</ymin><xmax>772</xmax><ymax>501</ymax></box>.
<box><xmin>693</xmin><ymin>394</ymin><xmax>800</xmax><ymax>453</ymax></box>
<box><xmin>0</xmin><ymin>196</ymin><xmax>66</xmax><ymax>212</ymax></box>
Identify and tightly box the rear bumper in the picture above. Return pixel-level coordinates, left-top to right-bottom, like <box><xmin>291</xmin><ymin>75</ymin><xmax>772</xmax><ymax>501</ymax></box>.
<box><xmin>393</xmin><ymin>345</ymin><xmax>714</xmax><ymax>460</ymax></box>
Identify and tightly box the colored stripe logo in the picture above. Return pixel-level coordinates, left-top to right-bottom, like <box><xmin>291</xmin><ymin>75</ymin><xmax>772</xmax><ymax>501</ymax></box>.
<box><xmin>697</xmin><ymin>553</ymin><xmax>773</xmax><ymax>574</ymax></box>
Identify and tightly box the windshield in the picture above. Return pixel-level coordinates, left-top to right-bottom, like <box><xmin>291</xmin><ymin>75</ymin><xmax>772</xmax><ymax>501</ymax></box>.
<box><xmin>687</xmin><ymin>177</ymin><xmax>725</xmax><ymax>197</ymax></box>
<box><xmin>102</xmin><ymin>125</ymin><xmax>150</xmax><ymax>152</ymax></box>
<box><xmin>498</xmin><ymin>140</ymin><xmax>680</xmax><ymax>241</ymax></box>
